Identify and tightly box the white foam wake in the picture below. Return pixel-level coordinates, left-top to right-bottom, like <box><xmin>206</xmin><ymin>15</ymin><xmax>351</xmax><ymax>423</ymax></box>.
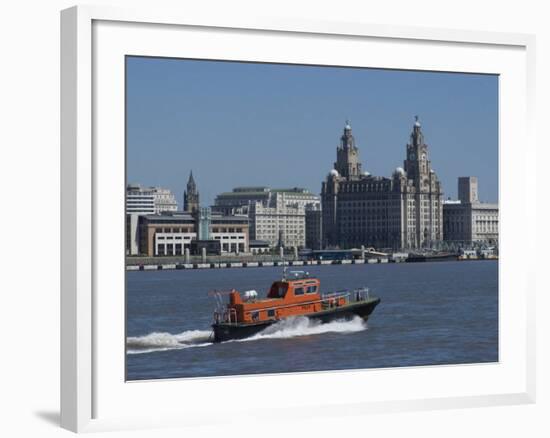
<box><xmin>126</xmin><ymin>329</ymin><xmax>212</xmax><ymax>354</ymax></box>
<box><xmin>237</xmin><ymin>315</ymin><xmax>367</xmax><ymax>342</ymax></box>
<box><xmin>127</xmin><ymin>316</ymin><xmax>367</xmax><ymax>354</ymax></box>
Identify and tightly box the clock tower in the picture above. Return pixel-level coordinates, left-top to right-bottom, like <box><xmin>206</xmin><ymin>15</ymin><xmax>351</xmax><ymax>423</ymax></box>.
<box><xmin>404</xmin><ymin>116</ymin><xmax>431</xmax><ymax>183</ymax></box>
<box><xmin>184</xmin><ymin>170</ymin><xmax>199</xmax><ymax>213</ymax></box>
<box><xmin>334</xmin><ymin>121</ymin><xmax>362</xmax><ymax>179</ymax></box>
<box><xmin>402</xmin><ymin>116</ymin><xmax>443</xmax><ymax>247</ymax></box>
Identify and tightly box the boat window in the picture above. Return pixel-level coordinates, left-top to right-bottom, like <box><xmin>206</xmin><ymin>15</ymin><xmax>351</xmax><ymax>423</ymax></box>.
<box><xmin>268</xmin><ymin>283</ymin><xmax>288</xmax><ymax>298</ymax></box>
<box><xmin>306</xmin><ymin>286</ymin><xmax>317</xmax><ymax>294</ymax></box>
<box><xmin>294</xmin><ymin>287</ymin><xmax>304</xmax><ymax>296</ymax></box>
<box><xmin>251</xmin><ymin>311</ymin><xmax>259</xmax><ymax>321</ymax></box>
<box><xmin>267</xmin><ymin>309</ymin><xmax>275</xmax><ymax>318</ymax></box>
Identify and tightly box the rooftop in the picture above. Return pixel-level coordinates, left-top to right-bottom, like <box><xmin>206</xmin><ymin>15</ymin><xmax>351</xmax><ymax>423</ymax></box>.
<box><xmin>217</xmin><ymin>187</ymin><xmax>313</xmax><ymax>197</ymax></box>
<box><xmin>141</xmin><ymin>211</ymin><xmax>249</xmax><ymax>222</ymax></box>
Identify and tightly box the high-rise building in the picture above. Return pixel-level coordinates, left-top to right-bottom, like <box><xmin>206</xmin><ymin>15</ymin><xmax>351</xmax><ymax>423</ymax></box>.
<box><xmin>458</xmin><ymin>176</ymin><xmax>479</xmax><ymax>204</ymax></box>
<box><xmin>321</xmin><ymin>118</ymin><xmax>444</xmax><ymax>250</ymax></box>
<box><xmin>305</xmin><ymin>204</ymin><xmax>323</xmax><ymax>250</ymax></box>
<box><xmin>183</xmin><ymin>171</ymin><xmax>200</xmax><ymax>213</ymax></box>
<box><xmin>443</xmin><ymin>178</ymin><xmax>498</xmax><ymax>245</ymax></box>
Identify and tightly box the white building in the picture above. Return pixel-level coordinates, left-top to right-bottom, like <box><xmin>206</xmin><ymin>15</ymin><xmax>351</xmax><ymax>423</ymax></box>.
<box><xmin>248</xmin><ymin>202</ymin><xmax>307</xmax><ymax>249</ymax></box>
<box><xmin>126</xmin><ymin>184</ymin><xmax>178</xmax><ymax>214</ymax></box>
<box><xmin>126</xmin><ymin>184</ymin><xmax>178</xmax><ymax>255</ymax></box>
<box><xmin>443</xmin><ymin>178</ymin><xmax>498</xmax><ymax>245</ymax></box>
<box><xmin>138</xmin><ymin>212</ymin><xmax>249</xmax><ymax>256</ymax></box>
<box><xmin>214</xmin><ymin>187</ymin><xmax>320</xmax><ymax>249</ymax></box>
<box><xmin>214</xmin><ymin>187</ymin><xmax>320</xmax><ymax>214</ymax></box>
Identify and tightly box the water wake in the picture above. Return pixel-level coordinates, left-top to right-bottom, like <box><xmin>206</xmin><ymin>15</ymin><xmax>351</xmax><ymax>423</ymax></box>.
<box><xmin>126</xmin><ymin>329</ymin><xmax>212</xmax><ymax>354</ymax></box>
<box><xmin>127</xmin><ymin>316</ymin><xmax>367</xmax><ymax>354</ymax></box>
<box><xmin>237</xmin><ymin>316</ymin><xmax>367</xmax><ymax>342</ymax></box>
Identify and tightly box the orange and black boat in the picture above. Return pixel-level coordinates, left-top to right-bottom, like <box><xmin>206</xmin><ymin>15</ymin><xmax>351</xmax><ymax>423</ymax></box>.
<box><xmin>211</xmin><ymin>270</ymin><xmax>381</xmax><ymax>342</ymax></box>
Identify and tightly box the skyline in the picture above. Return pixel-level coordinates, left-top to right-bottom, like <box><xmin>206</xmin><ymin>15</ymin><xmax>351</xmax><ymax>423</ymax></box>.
<box><xmin>126</xmin><ymin>57</ymin><xmax>498</xmax><ymax>207</ymax></box>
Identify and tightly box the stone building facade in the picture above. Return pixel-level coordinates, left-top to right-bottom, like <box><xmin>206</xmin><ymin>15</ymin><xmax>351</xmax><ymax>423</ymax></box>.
<box><xmin>321</xmin><ymin>119</ymin><xmax>443</xmax><ymax>250</ymax></box>
<box><xmin>248</xmin><ymin>202</ymin><xmax>306</xmax><ymax>249</ymax></box>
<box><xmin>443</xmin><ymin>178</ymin><xmax>498</xmax><ymax>245</ymax></box>
<box><xmin>214</xmin><ymin>187</ymin><xmax>320</xmax><ymax>215</ymax></box>
<box><xmin>214</xmin><ymin>186</ymin><xmax>320</xmax><ymax>249</ymax></box>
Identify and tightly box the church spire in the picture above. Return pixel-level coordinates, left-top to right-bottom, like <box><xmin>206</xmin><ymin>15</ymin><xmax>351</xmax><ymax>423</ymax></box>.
<box><xmin>184</xmin><ymin>170</ymin><xmax>199</xmax><ymax>213</ymax></box>
<box><xmin>187</xmin><ymin>170</ymin><xmax>196</xmax><ymax>190</ymax></box>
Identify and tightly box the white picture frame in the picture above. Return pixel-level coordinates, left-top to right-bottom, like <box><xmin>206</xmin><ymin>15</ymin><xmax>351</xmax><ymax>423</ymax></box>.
<box><xmin>60</xmin><ymin>4</ymin><xmax>536</xmax><ymax>433</ymax></box>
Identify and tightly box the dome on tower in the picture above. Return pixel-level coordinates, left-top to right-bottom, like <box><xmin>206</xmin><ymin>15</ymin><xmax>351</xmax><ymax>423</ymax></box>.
<box><xmin>394</xmin><ymin>166</ymin><xmax>405</xmax><ymax>176</ymax></box>
<box><xmin>329</xmin><ymin>169</ymin><xmax>339</xmax><ymax>177</ymax></box>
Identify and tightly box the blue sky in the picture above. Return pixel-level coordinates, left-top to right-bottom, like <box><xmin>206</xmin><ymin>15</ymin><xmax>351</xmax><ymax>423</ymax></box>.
<box><xmin>126</xmin><ymin>57</ymin><xmax>498</xmax><ymax>207</ymax></box>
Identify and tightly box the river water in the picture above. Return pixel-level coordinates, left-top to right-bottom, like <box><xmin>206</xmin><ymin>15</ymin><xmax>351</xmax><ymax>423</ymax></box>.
<box><xmin>126</xmin><ymin>260</ymin><xmax>498</xmax><ymax>380</ymax></box>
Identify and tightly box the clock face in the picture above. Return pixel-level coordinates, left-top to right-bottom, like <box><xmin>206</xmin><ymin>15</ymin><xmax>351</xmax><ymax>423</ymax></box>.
<box><xmin>422</xmin><ymin>153</ymin><xmax>426</xmax><ymax>161</ymax></box>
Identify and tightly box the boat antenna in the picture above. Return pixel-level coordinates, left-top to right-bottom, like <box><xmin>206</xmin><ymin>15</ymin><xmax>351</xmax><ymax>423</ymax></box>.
<box><xmin>282</xmin><ymin>255</ymin><xmax>287</xmax><ymax>281</ymax></box>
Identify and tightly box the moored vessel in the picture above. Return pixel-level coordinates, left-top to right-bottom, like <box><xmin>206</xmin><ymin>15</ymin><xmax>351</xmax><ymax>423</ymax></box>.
<box><xmin>211</xmin><ymin>270</ymin><xmax>380</xmax><ymax>342</ymax></box>
<box><xmin>406</xmin><ymin>252</ymin><xmax>459</xmax><ymax>262</ymax></box>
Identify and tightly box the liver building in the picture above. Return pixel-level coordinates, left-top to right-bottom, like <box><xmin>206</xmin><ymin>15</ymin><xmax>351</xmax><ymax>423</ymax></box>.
<box><xmin>321</xmin><ymin>118</ymin><xmax>443</xmax><ymax>250</ymax></box>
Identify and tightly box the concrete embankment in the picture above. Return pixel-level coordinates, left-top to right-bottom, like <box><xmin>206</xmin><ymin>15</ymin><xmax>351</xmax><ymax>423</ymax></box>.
<box><xmin>125</xmin><ymin>255</ymin><xmax>496</xmax><ymax>272</ymax></box>
<box><xmin>126</xmin><ymin>257</ymin><xmax>397</xmax><ymax>272</ymax></box>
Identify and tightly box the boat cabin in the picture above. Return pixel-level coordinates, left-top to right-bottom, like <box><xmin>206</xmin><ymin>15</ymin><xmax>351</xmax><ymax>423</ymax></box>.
<box><xmin>219</xmin><ymin>272</ymin><xmax>346</xmax><ymax>324</ymax></box>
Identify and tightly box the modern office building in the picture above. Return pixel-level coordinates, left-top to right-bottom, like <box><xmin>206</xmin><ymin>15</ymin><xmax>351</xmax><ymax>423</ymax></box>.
<box><xmin>138</xmin><ymin>212</ymin><xmax>197</xmax><ymax>257</ymax></box>
<box><xmin>443</xmin><ymin>178</ymin><xmax>498</xmax><ymax>244</ymax></box>
<box><xmin>126</xmin><ymin>184</ymin><xmax>178</xmax><ymax>255</ymax></box>
<box><xmin>321</xmin><ymin>119</ymin><xmax>444</xmax><ymax>250</ymax></box>
<box><xmin>126</xmin><ymin>183</ymin><xmax>178</xmax><ymax>215</ymax></box>
<box><xmin>138</xmin><ymin>211</ymin><xmax>249</xmax><ymax>256</ymax></box>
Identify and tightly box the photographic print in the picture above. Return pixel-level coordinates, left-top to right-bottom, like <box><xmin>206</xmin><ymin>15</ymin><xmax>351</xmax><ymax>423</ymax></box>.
<box><xmin>125</xmin><ymin>57</ymin><xmax>498</xmax><ymax>380</ymax></box>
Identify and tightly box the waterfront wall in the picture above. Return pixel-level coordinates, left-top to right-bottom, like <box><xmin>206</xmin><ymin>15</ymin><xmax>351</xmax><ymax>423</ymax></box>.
<box><xmin>126</xmin><ymin>257</ymin><xmax>412</xmax><ymax>271</ymax></box>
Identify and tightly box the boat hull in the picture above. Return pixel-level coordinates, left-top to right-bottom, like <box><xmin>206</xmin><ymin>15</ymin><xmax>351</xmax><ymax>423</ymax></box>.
<box><xmin>212</xmin><ymin>297</ymin><xmax>381</xmax><ymax>343</ymax></box>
